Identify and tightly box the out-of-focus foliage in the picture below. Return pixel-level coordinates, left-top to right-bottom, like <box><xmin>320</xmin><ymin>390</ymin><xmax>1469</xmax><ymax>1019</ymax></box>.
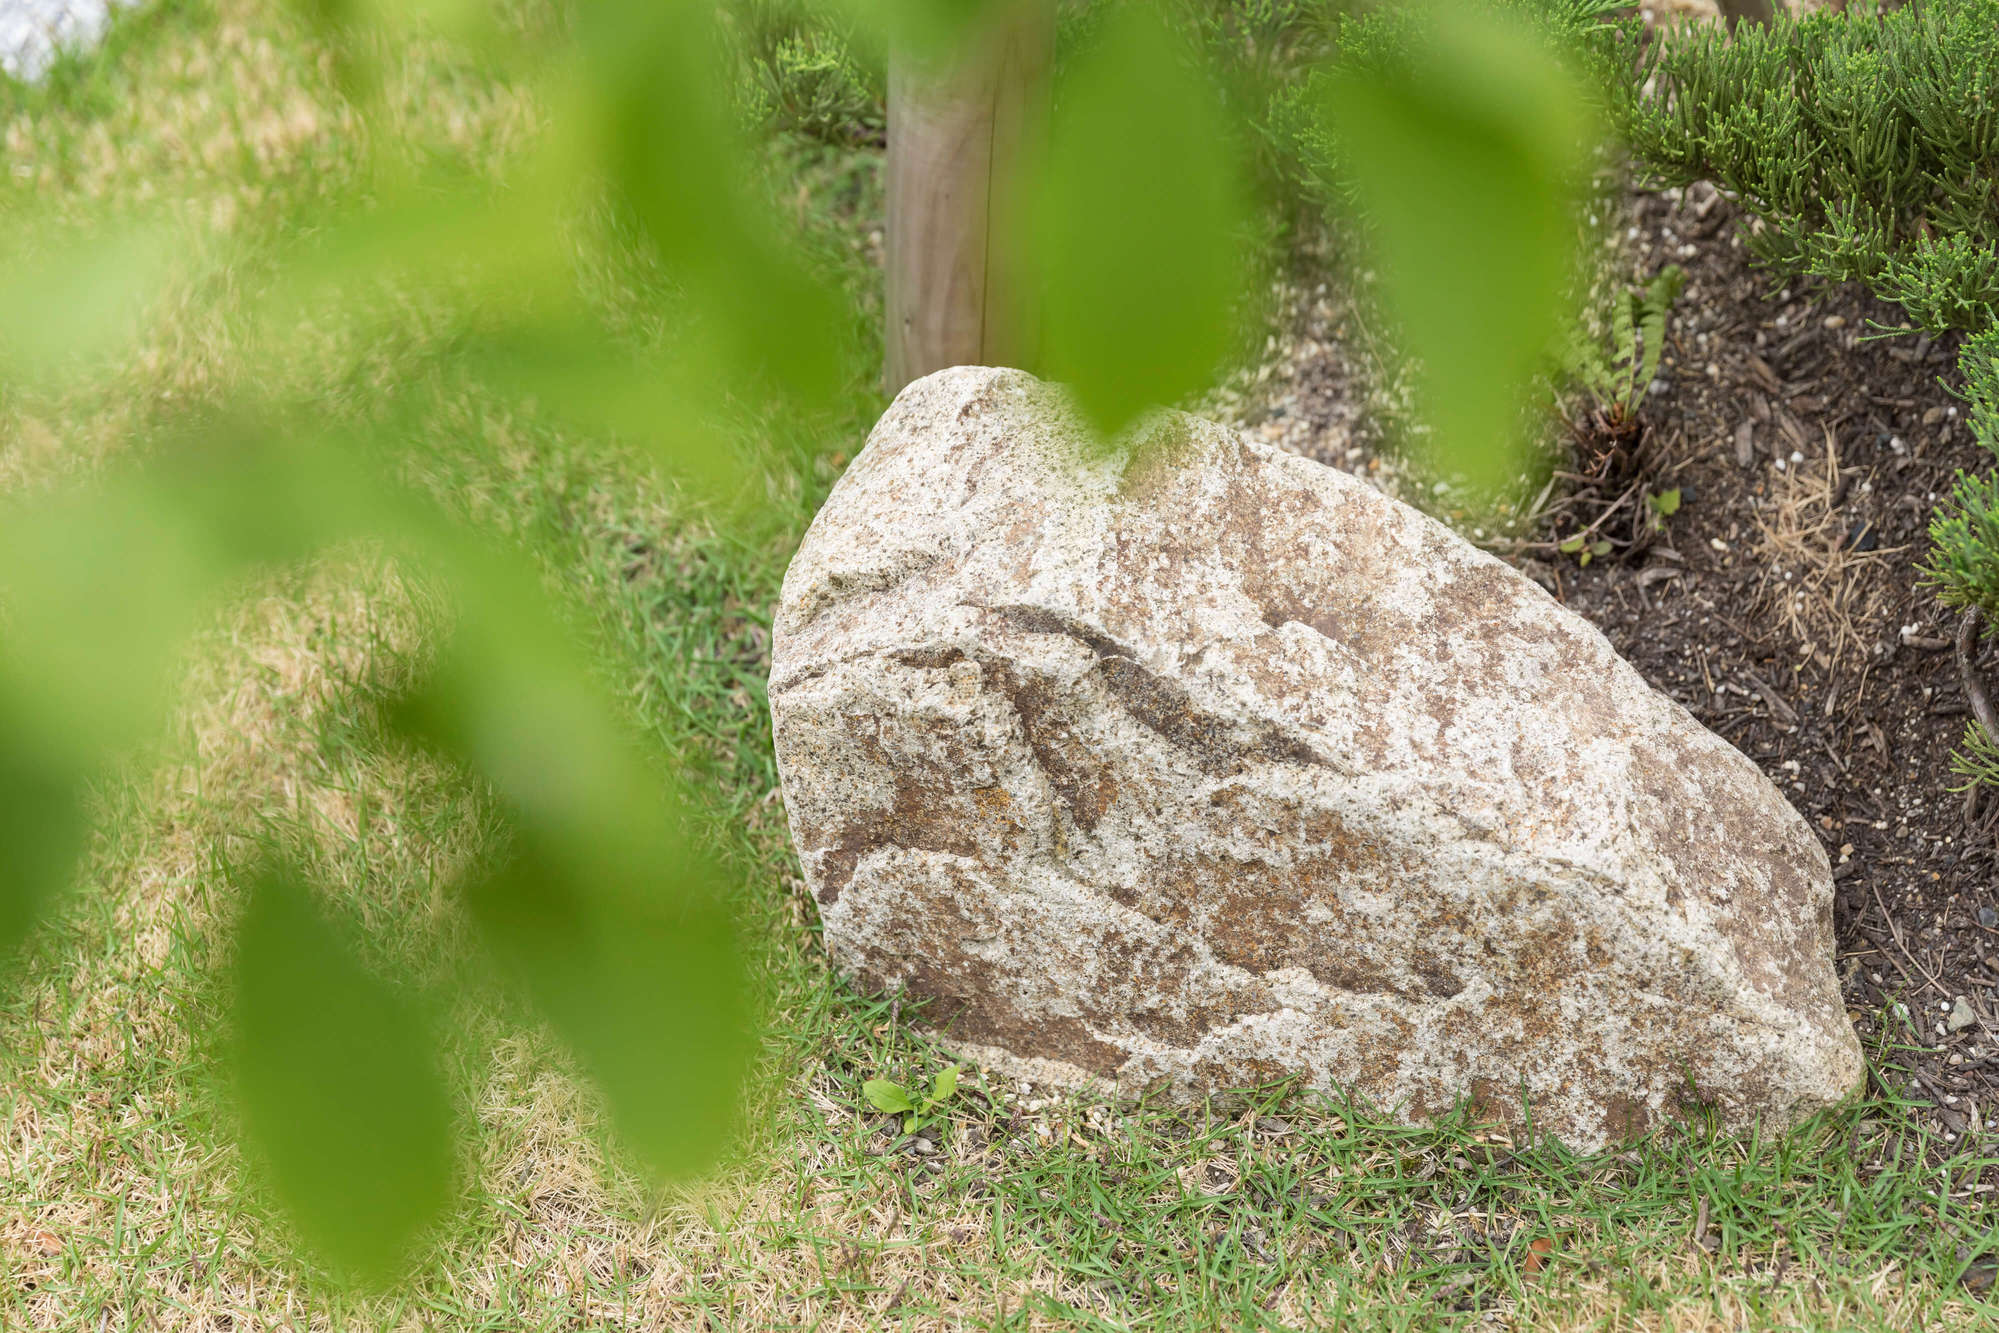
<box><xmin>0</xmin><ymin>0</ymin><xmax>1618</xmax><ymax>1285</ymax></box>
<box><xmin>1272</xmin><ymin>0</ymin><xmax>1633</xmax><ymax>220</ymax></box>
<box><xmin>229</xmin><ymin>867</ymin><xmax>457</xmax><ymax>1282</ymax></box>
<box><xmin>0</xmin><ymin>417</ymin><xmax>758</xmax><ymax>1278</ymax></box>
<box><xmin>1320</xmin><ymin>6</ymin><xmax>1599</xmax><ymax>492</ymax></box>
<box><xmin>1034</xmin><ymin>2</ymin><xmax>1253</xmax><ymax>436</ymax></box>
<box><xmin>0</xmin><ymin>0</ymin><xmax>790</xmax><ymax>1280</ymax></box>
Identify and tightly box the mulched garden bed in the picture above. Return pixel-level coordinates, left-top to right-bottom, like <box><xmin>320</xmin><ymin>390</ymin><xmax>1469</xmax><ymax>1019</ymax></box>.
<box><xmin>1234</xmin><ymin>183</ymin><xmax>1999</xmax><ymax>1140</ymax></box>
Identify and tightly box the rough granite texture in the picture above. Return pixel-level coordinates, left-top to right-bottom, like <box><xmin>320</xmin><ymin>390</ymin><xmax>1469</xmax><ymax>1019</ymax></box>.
<box><xmin>770</xmin><ymin>366</ymin><xmax>1864</xmax><ymax>1151</ymax></box>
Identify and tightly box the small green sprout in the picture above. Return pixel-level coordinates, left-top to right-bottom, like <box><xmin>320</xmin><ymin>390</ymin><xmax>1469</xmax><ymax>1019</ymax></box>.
<box><xmin>1558</xmin><ymin>532</ymin><xmax>1615</xmax><ymax>566</ymax></box>
<box><xmin>1644</xmin><ymin>486</ymin><xmax>1683</xmax><ymax>535</ymax></box>
<box><xmin>863</xmin><ymin>1064</ymin><xmax>960</xmax><ymax>1135</ymax></box>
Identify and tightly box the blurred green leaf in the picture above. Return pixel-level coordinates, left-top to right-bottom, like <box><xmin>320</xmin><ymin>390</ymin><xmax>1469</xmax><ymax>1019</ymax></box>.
<box><xmin>572</xmin><ymin>0</ymin><xmax>845</xmax><ymax>410</ymax></box>
<box><xmin>930</xmin><ymin>1063</ymin><xmax>958</xmax><ymax>1102</ymax></box>
<box><xmin>254</xmin><ymin>178</ymin><xmax>574</xmax><ymax>332</ymax></box>
<box><xmin>0</xmin><ymin>429</ymin><xmax>386</xmax><ymax>976</ymax></box>
<box><xmin>0</xmin><ymin>430</ymin><xmax>371</xmax><ymax>760</ymax></box>
<box><xmin>840</xmin><ymin>0</ymin><xmax>1003</xmax><ymax>62</ymax></box>
<box><xmin>0</xmin><ymin>216</ymin><xmax>175</xmax><ymax>388</ymax></box>
<box><xmin>451</xmin><ymin>320</ymin><xmax>743</xmax><ymax>498</ymax></box>
<box><xmin>0</xmin><ymin>706</ymin><xmax>85</xmax><ymax>973</ymax></box>
<box><xmin>229</xmin><ymin>869</ymin><xmax>456</xmax><ymax>1282</ymax></box>
<box><xmin>1034</xmin><ymin>2</ymin><xmax>1251</xmax><ymax>437</ymax></box>
<box><xmin>386</xmin><ymin>563</ymin><xmax>755</xmax><ymax>1181</ymax></box>
<box><xmin>1322</xmin><ymin>9</ymin><xmax>1595</xmax><ymax>497</ymax></box>
<box><xmin>464</xmin><ymin>843</ymin><xmax>751</xmax><ymax>1180</ymax></box>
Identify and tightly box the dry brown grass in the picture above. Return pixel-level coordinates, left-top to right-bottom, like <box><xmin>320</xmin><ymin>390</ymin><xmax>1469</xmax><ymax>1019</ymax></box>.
<box><xmin>1750</xmin><ymin>424</ymin><xmax>1902</xmax><ymax>672</ymax></box>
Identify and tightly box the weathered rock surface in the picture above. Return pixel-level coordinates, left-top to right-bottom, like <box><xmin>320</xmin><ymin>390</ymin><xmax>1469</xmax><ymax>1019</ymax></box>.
<box><xmin>770</xmin><ymin>366</ymin><xmax>1863</xmax><ymax>1151</ymax></box>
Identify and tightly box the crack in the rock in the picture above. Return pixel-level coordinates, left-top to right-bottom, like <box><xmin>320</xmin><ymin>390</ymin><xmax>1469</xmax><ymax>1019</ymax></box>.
<box><xmin>971</xmin><ymin>603</ymin><xmax>1331</xmax><ymax>775</ymax></box>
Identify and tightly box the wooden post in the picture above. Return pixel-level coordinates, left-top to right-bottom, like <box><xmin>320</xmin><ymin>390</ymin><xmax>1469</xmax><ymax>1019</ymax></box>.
<box><xmin>1714</xmin><ymin>0</ymin><xmax>1782</xmax><ymax>30</ymax></box>
<box><xmin>883</xmin><ymin>3</ymin><xmax>1053</xmax><ymax>396</ymax></box>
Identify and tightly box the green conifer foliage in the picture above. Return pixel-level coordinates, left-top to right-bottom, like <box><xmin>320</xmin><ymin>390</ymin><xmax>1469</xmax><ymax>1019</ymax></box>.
<box><xmin>1628</xmin><ymin>2</ymin><xmax>1999</xmax><ymax>332</ymax></box>
<box><xmin>1628</xmin><ymin>3</ymin><xmax>1999</xmax><ymax>785</ymax></box>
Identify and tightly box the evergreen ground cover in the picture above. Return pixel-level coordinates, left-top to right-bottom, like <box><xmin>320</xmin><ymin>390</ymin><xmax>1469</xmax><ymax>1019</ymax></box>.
<box><xmin>1621</xmin><ymin>0</ymin><xmax>1999</xmax><ymax>792</ymax></box>
<box><xmin>4</xmin><ymin>2</ymin><xmax>1999</xmax><ymax>1328</ymax></box>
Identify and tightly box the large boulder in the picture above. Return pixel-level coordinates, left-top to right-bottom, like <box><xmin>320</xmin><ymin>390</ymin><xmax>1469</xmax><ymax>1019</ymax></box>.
<box><xmin>770</xmin><ymin>366</ymin><xmax>1862</xmax><ymax>1151</ymax></box>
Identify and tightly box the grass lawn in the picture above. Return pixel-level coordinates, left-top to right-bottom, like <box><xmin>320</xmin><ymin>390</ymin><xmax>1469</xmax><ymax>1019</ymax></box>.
<box><xmin>3</xmin><ymin>2</ymin><xmax>1998</xmax><ymax>1328</ymax></box>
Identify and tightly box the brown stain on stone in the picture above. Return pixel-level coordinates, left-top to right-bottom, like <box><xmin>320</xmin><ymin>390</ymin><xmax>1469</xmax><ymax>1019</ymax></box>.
<box><xmin>840</xmin><ymin>862</ymin><xmax>1279</xmax><ymax>1076</ymax></box>
<box><xmin>808</xmin><ymin>768</ymin><xmax>982</xmax><ymax>905</ymax></box>
<box><xmin>1095</xmin><ymin>657</ymin><xmax>1327</xmax><ymax>775</ymax></box>
<box><xmin>1094</xmin><ymin>931</ymin><xmax>1276</xmax><ymax>1047</ymax></box>
<box><xmin>1411</xmin><ymin>952</ymin><xmax>1466</xmax><ymax>1000</ymax></box>
<box><xmin>804</xmin><ymin>710</ymin><xmax>1016</xmax><ymax>905</ymax></box>
<box><xmin>972</xmin><ymin>604</ymin><xmax>1323</xmax><ymax>820</ymax></box>
<box><xmin>1466</xmin><ymin>1076</ymin><xmax>1524</xmax><ymax>1126</ymax></box>
<box><xmin>1119</xmin><ymin>796</ymin><xmax>1441</xmax><ymax>996</ymax></box>
<box><xmin>1597</xmin><ymin>1093</ymin><xmax>1654</xmax><ymax>1141</ymax></box>
<box><xmin>836</xmin><ymin>865</ymin><xmax>1130</xmax><ymax>1078</ymax></box>
<box><xmin>891</xmin><ymin>646</ymin><xmax>969</xmax><ymax>671</ymax></box>
<box><xmin>981</xmin><ymin>604</ymin><xmax>1133</xmax><ymax>661</ymax></box>
<box><xmin>895</xmin><ymin>946</ymin><xmax>1130</xmax><ymax>1077</ymax></box>
<box><xmin>976</xmin><ymin>655</ymin><xmax>1122</xmax><ymax>834</ymax></box>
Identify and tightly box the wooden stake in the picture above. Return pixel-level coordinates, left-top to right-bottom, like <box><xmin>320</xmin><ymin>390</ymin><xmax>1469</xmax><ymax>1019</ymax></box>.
<box><xmin>1714</xmin><ymin>0</ymin><xmax>1782</xmax><ymax>30</ymax></box>
<box><xmin>883</xmin><ymin>3</ymin><xmax>1053</xmax><ymax>396</ymax></box>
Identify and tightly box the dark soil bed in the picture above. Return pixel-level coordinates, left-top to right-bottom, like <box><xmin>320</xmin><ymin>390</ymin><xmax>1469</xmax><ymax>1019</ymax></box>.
<box><xmin>1236</xmin><ymin>183</ymin><xmax>1999</xmax><ymax>1140</ymax></box>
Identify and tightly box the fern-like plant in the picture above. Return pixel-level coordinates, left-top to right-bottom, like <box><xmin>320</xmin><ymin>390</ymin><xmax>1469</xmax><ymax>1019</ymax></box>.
<box><xmin>1569</xmin><ymin>263</ymin><xmax>1686</xmax><ymax>432</ymax></box>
